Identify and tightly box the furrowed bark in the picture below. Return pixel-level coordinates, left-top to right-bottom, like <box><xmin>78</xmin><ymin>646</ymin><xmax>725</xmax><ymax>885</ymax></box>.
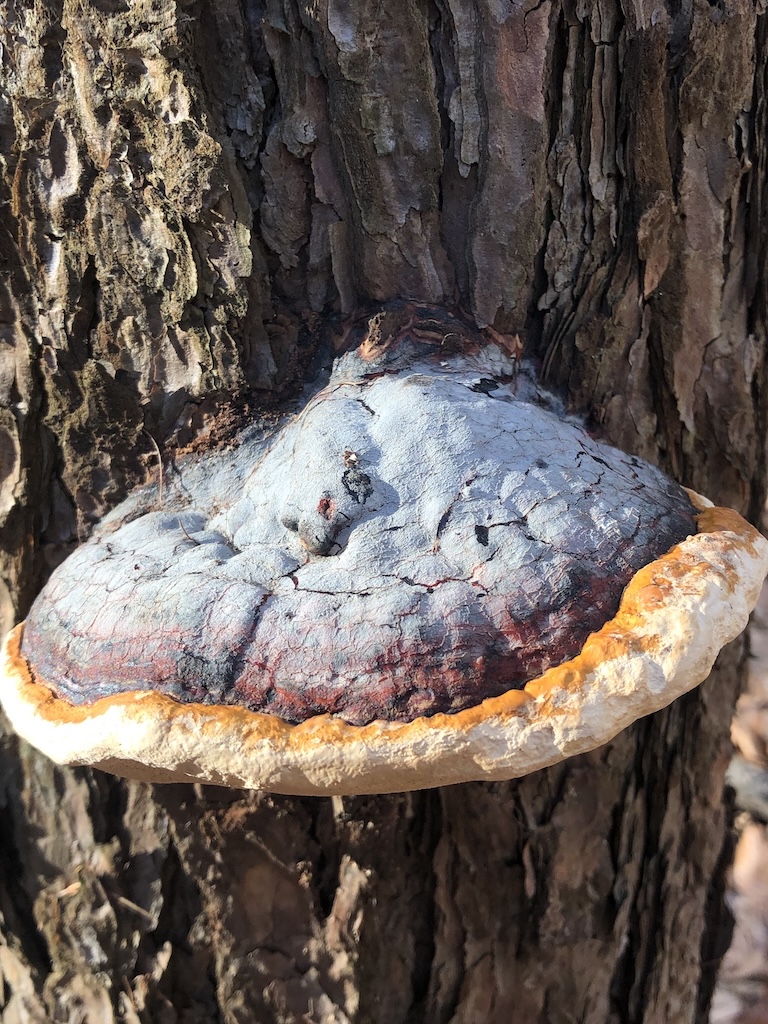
<box><xmin>1</xmin><ymin>1</ymin><xmax>767</xmax><ymax>1021</ymax></box>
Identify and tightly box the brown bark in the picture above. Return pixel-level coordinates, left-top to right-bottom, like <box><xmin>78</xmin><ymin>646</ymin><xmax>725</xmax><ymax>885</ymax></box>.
<box><xmin>1</xmin><ymin>1</ymin><xmax>766</xmax><ymax>1021</ymax></box>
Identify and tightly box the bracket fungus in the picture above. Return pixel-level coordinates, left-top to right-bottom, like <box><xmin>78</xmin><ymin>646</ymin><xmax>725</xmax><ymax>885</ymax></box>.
<box><xmin>2</xmin><ymin>306</ymin><xmax>768</xmax><ymax>795</ymax></box>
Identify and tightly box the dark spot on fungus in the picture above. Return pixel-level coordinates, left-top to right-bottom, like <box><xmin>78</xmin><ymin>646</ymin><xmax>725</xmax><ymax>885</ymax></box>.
<box><xmin>175</xmin><ymin>650</ymin><xmax>238</xmax><ymax>703</ymax></box>
<box><xmin>342</xmin><ymin>467</ymin><xmax>373</xmax><ymax>504</ymax></box>
<box><xmin>475</xmin><ymin>524</ymin><xmax>490</xmax><ymax>546</ymax></box>
<box><xmin>468</xmin><ymin>378</ymin><xmax>500</xmax><ymax>394</ymax></box>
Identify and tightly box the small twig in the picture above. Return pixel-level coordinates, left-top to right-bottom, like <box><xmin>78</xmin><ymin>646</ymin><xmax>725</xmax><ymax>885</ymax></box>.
<box><xmin>55</xmin><ymin>881</ymin><xmax>82</xmax><ymax>899</ymax></box>
<box><xmin>178</xmin><ymin>519</ymin><xmax>200</xmax><ymax>546</ymax></box>
<box><xmin>121</xmin><ymin>976</ymin><xmax>138</xmax><ymax>1012</ymax></box>
<box><xmin>115</xmin><ymin>895</ymin><xmax>155</xmax><ymax>922</ymax></box>
<box><xmin>143</xmin><ymin>429</ymin><xmax>164</xmax><ymax>504</ymax></box>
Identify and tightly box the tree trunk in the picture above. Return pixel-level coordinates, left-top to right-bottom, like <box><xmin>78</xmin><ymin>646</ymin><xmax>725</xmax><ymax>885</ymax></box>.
<box><xmin>1</xmin><ymin>1</ymin><xmax>766</xmax><ymax>1022</ymax></box>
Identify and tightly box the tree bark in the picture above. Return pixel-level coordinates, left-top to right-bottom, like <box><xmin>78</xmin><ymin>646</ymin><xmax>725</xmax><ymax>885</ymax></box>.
<box><xmin>1</xmin><ymin>1</ymin><xmax>766</xmax><ymax>1022</ymax></box>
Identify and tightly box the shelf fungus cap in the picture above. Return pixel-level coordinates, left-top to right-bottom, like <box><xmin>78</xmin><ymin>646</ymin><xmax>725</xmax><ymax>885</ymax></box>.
<box><xmin>3</xmin><ymin>328</ymin><xmax>768</xmax><ymax>794</ymax></box>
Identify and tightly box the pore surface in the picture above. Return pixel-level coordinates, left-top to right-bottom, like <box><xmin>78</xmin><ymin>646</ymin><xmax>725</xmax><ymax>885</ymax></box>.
<box><xmin>24</xmin><ymin>346</ymin><xmax>696</xmax><ymax>724</ymax></box>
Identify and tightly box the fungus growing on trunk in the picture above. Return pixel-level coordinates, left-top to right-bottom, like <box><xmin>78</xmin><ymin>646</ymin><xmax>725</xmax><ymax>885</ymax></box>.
<box><xmin>2</xmin><ymin>306</ymin><xmax>767</xmax><ymax>794</ymax></box>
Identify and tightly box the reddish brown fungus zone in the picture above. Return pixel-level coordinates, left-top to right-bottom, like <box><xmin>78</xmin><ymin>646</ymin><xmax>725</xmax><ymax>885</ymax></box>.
<box><xmin>318</xmin><ymin>496</ymin><xmax>336</xmax><ymax>520</ymax></box>
<box><xmin>221</xmin><ymin>531</ymin><xmax>691</xmax><ymax>724</ymax></box>
<box><xmin>22</xmin><ymin>510</ymin><xmax>696</xmax><ymax>726</ymax></box>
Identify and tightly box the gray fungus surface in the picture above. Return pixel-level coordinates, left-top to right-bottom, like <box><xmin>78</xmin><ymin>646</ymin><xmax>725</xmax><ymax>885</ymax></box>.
<box><xmin>24</xmin><ymin>342</ymin><xmax>697</xmax><ymax>724</ymax></box>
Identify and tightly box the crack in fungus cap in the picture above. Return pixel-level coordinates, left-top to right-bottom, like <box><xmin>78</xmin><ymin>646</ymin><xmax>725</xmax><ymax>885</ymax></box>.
<box><xmin>3</xmin><ymin>309</ymin><xmax>767</xmax><ymax>794</ymax></box>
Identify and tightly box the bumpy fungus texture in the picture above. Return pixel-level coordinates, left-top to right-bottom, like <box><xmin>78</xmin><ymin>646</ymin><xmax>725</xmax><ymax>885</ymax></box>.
<box><xmin>23</xmin><ymin>334</ymin><xmax>694</xmax><ymax>725</ymax></box>
<box><xmin>2</xmin><ymin>311</ymin><xmax>767</xmax><ymax>794</ymax></box>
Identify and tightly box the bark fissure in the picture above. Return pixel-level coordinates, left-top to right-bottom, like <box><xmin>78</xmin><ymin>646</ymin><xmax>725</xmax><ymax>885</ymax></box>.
<box><xmin>1</xmin><ymin>0</ymin><xmax>767</xmax><ymax>1020</ymax></box>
